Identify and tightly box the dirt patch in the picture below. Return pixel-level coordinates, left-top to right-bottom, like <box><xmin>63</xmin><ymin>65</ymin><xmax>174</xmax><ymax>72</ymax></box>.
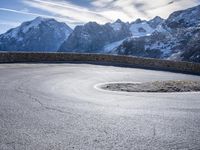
<box><xmin>100</xmin><ymin>81</ymin><xmax>200</xmax><ymax>92</ymax></box>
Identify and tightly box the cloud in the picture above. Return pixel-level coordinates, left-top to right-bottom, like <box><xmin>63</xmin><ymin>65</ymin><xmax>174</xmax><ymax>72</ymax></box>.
<box><xmin>147</xmin><ymin>0</ymin><xmax>200</xmax><ymax>18</ymax></box>
<box><xmin>23</xmin><ymin>0</ymin><xmax>112</xmax><ymax>24</ymax></box>
<box><xmin>0</xmin><ymin>21</ymin><xmax>22</xmax><ymax>34</ymax></box>
<box><xmin>1</xmin><ymin>0</ymin><xmax>198</xmax><ymax>29</ymax></box>
<box><xmin>0</xmin><ymin>0</ymin><xmax>199</xmax><ymax>34</ymax></box>
<box><xmin>0</xmin><ymin>7</ymin><xmax>83</xmax><ymax>27</ymax></box>
<box><xmin>0</xmin><ymin>21</ymin><xmax>20</xmax><ymax>26</ymax></box>
<box><xmin>22</xmin><ymin>0</ymin><xmax>151</xmax><ymax>24</ymax></box>
<box><xmin>0</xmin><ymin>7</ymin><xmax>57</xmax><ymax>19</ymax></box>
<box><xmin>92</xmin><ymin>0</ymin><xmax>200</xmax><ymax>18</ymax></box>
<box><xmin>20</xmin><ymin>8</ymin><xmax>30</xmax><ymax>13</ymax></box>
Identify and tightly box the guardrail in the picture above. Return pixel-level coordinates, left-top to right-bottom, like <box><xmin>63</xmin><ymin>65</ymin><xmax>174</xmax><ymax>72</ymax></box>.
<box><xmin>0</xmin><ymin>52</ymin><xmax>200</xmax><ymax>75</ymax></box>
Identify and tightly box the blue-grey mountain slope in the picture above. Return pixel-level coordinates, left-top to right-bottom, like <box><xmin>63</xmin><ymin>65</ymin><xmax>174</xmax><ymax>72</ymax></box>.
<box><xmin>59</xmin><ymin>5</ymin><xmax>200</xmax><ymax>63</ymax></box>
<box><xmin>115</xmin><ymin>5</ymin><xmax>200</xmax><ymax>62</ymax></box>
<box><xmin>59</xmin><ymin>20</ymin><xmax>131</xmax><ymax>53</ymax></box>
<box><xmin>0</xmin><ymin>17</ymin><xmax>72</xmax><ymax>52</ymax></box>
<box><xmin>59</xmin><ymin>17</ymin><xmax>163</xmax><ymax>53</ymax></box>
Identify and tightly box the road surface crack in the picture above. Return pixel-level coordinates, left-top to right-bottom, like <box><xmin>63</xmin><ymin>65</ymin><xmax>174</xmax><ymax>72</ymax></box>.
<box><xmin>16</xmin><ymin>86</ymin><xmax>72</xmax><ymax>115</ymax></box>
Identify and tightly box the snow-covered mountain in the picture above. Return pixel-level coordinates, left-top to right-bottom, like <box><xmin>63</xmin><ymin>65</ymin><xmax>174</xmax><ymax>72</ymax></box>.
<box><xmin>113</xmin><ymin>5</ymin><xmax>200</xmax><ymax>63</ymax></box>
<box><xmin>1</xmin><ymin>4</ymin><xmax>200</xmax><ymax>63</ymax></box>
<box><xmin>59</xmin><ymin>17</ymin><xmax>163</xmax><ymax>53</ymax></box>
<box><xmin>166</xmin><ymin>4</ymin><xmax>200</xmax><ymax>29</ymax></box>
<box><xmin>0</xmin><ymin>17</ymin><xmax>72</xmax><ymax>52</ymax></box>
<box><xmin>59</xmin><ymin>20</ymin><xmax>131</xmax><ymax>53</ymax></box>
<box><xmin>59</xmin><ymin>5</ymin><xmax>200</xmax><ymax>63</ymax></box>
<box><xmin>129</xmin><ymin>17</ymin><xmax>164</xmax><ymax>37</ymax></box>
<box><xmin>100</xmin><ymin>17</ymin><xmax>164</xmax><ymax>53</ymax></box>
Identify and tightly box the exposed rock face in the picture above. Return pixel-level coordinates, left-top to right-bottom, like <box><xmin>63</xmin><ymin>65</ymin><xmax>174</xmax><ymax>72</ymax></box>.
<box><xmin>148</xmin><ymin>16</ymin><xmax>164</xmax><ymax>28</ymax></box>
<box><xmin>165</xmin><ymin>5</ymin><xmax>200</xmax><ymax>28</ymax></box>
<box><xmin>59</xmin><ymin>21</ymin><xmax>131</xmax><ymax>53</ymax></box>
<box><xmin>116</xmin><ymin>32</ymin><xmax>167</xmax><ymax>58</ymax></box>
<box><xmin>114</xmin><ymin>5</ymin><xmax>200</xmax><ymax>62</ymax></box>
<box><xmin>0</xmin><ymin>17</ymin><xmax>72</xmax><ymax>52</ymax></box>
<box><xmin>59</xmin><ymin>16</ymin><xmax>164</xmax><ymax>53</ymax></box>
<box><xmin>181</xmin><ymin>27</ymin><xmax>200</xmax><ymax>63</ymax></box>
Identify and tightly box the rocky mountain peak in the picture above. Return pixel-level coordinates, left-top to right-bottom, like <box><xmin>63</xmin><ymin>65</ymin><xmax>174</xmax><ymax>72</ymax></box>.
<box><xmin>166</xmin><ymin>5</ymin><xmax>200</xmax><ymax>28</ymax></box>
<box><xmin>134</xmin><ymin>18</ymin><xmax>143</xmax><ymax>24</ymax></box>
<box><xmin>148</xmin><ymin>16</ymin><xmax>164</xmax><ymax>29</ymax></box>
<box><xmin>0</xmin><ymin>17</ymin><xmax>72</xmax><ymax>52</ymax></box>
<box><xmin>115</xmin><ymin>19</ymin><xmax>123</xmax><ymax>23</ymax></box>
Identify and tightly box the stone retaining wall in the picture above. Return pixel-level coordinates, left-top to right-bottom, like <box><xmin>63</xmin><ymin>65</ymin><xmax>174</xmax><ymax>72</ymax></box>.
<box><xmin>0</xmin><ymin>52</ymin><xmax>200</xmax><ymax>74</ymax></box>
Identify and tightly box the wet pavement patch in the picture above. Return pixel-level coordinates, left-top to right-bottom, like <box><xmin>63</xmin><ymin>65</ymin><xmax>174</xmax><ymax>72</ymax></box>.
<box><xmin>100</xmin><ymin>81</ymin><xmax>200</xmax><ymax>92</ymax></box>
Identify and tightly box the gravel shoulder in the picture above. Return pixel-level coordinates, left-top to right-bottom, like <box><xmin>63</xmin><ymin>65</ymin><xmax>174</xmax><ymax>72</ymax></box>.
<box><xmin>100</xmin><ymin>80</ymin><xmax>200</xmax><ymax>92</ymax></box>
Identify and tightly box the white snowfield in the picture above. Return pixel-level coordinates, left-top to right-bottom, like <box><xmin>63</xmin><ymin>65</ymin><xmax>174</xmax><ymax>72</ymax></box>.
<box><xmin>109</xmin><ymin>22</ymin><xmax>122</xmax><ymax>31</ymax></box>
<box><xmin>22</xmin><ymin>17</ymin><xmax>44</xmax><ymax>33</ymax></box>
<box><xmin>0</xmin><ymin>63</ymin><xmax>200</xmax><ymax>150</ymax></box>
<box><xmin>103</xmin><ymin>39</ymin><xmax>124</xmax><ymax>53</ymax></box>
<box><xmin>106</xmin><ymin>21</ymin><xmax>167</xmax><ymax>53</ymax></box>
<box><xmin>129</xmin><ymin>22</ymin><xmax>154</xmax><ymax>37</ymax></box>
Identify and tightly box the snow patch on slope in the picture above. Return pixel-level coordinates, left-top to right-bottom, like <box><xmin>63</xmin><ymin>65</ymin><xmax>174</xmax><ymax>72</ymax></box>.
<box><xmin>145</xmin><ymin>42</ymin><xmax>172</xmax><ymax>56</ymax></box>
<box><xmin>167</xmin><ymin>51</ymin><xmax>183</xmax><ymax>60</ymax></box>
<box><xmin>103</xmin><ymin>39</ymin><xmax>125</xmax><ymax>53</ymax></box>
<box><xmin>129</xmin><ymin>22</ymin><xmax>154</xmax><ymax>37</ymax></box>
<box><xmin>110</xmin><ymin>22</ymin><xmax>122</xmax><ymax>31</ymax></box>
<box><xmin>4</xmin><ymin>27</ymin><xmax>20</xmax><ymax>39</ymax></box>
<box><xmin>22</xmin><ymin>18</ymin><xmax>43</xmax><ymax>33</ymax></box>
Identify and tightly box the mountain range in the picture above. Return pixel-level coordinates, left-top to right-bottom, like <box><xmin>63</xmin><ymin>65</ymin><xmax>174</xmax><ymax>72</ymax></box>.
<box><xmin>0</xmin><ymin>5</ymin><xmax>200</xmax><ymax>63</ymax></box>
<box><xmin>0</xmin><ymin>17</ymin><xmax>72</xmax><ymax>52</ymax></box>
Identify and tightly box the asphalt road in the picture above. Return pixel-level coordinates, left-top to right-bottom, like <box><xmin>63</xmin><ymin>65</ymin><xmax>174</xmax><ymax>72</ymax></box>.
<box><xmin>0</xmin><ymin>63</ymin><xmax>200</xmax><ymax>150</ymax></box>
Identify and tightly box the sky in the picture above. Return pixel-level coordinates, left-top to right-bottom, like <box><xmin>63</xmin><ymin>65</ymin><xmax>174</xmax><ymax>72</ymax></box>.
<box><xmin>0</xmin><ymin>0</ymin><xmax>200</xmax><ymax>34</ymax></box>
